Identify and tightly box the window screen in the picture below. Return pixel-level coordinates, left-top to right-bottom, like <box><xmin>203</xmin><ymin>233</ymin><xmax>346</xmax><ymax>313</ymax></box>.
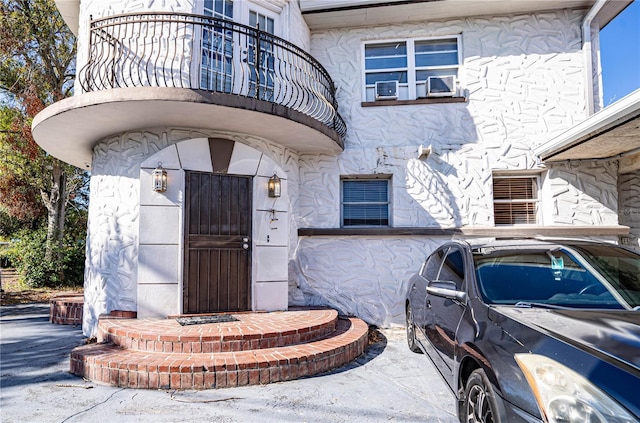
<box><xmin>342</xmin><ymin>179</ymin><xmax>389</xmax><ymax>226</ymax></box>
<box><xmin>493</xmin><ymin>176</ymin><xmax>539</xmax><ymax>225</ymax></box>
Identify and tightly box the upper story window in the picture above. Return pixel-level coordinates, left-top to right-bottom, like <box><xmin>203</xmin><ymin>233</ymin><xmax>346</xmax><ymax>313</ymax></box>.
<box><xmin>204</xmin><ymin>0</ymin><xmax>233</xmax><ymax>19</ymax></box>
<box><xmin>248</xmin><ymin>10</ymin><xmax>275</xmax><ymax>101</ymax></box>
<box><xmin>363</xmin><ymin>36</ymin><xmax>461</xmax><ymax>102</ymax></box>
<box><xmin>201</xmin><ymin>0</ymin><xmax>234</xmax><ymax>92</ymax></box>
<box><xmin>341</xmin><ymin>178</ymin><xmax>390</xmax><ymax>227</ymax></box>
<box><xmin>493</xmin><ymin>175</ymin><xmax>540</xmax><ymax>225</ymax></box>
<box><xmin>200</xmin><ymin>1</ymin><xmax>278</xmax><ymax>97</ymax></box>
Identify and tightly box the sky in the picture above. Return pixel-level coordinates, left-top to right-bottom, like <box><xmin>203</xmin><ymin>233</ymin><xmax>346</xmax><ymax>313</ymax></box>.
<box><xmin>600</xmin><ymin>0</ymin><xmax>640</xmax><ymax>106</ymax></box>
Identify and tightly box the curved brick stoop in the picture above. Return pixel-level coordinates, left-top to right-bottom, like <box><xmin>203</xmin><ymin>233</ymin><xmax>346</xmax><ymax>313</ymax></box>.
<box><xmin>70</xmin><ymin>309</ymin><xmax>369</xmax><ymax>389</ymax></box>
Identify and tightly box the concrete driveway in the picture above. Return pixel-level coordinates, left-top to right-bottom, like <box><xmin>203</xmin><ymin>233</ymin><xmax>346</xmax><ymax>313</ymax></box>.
<box><xmin>1</xmin><ymin>304</ymin><xmax>457</xmax><ymax>423</ymax></box>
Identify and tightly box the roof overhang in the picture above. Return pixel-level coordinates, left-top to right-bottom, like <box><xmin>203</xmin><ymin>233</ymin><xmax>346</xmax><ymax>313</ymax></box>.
<box><xmin>301</xmin><ymin>0</ymin><xmax>599</xmax><ymax>30</ymax></box>
<box><xmin>54</xmin><ymin>0</ymin><xmax>80</xmax><ymax>35</ymax></box>
<box><xmin>535</xmin><ymin>89</ymin><xmax>640</xmax><ymax>173</ymax></box>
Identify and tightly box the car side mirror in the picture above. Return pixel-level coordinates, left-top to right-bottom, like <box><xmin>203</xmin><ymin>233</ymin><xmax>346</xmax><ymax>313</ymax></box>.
<box><xmin>427</xmin><ymin>280</ymin><xmax>467</xmax><ymax>304</ymax></box>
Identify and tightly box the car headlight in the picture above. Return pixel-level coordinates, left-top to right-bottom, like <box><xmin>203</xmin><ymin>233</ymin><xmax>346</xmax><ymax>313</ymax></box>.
<box><xmin>515</xmin><ymin>354</ymin><xmax>637</xmax><ymax>423</ymax></box>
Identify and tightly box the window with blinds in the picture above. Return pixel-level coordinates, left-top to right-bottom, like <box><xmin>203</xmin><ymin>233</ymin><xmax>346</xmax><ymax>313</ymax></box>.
<box><xmin>493</xmin><ymin>176</ymin><xmax>539</xmax><ymax>225</ymax></box>
<box><xmin>342</xmin><ymin>179</ymin><xmax>390</xmax><ymax>226</ymax></box>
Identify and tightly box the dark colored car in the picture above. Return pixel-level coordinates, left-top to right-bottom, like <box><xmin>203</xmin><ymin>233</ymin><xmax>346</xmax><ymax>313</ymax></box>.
<box><xmin>405</xmin><ymin>238</ymin><xmax>640</xmax><ymax>423</ymax></box>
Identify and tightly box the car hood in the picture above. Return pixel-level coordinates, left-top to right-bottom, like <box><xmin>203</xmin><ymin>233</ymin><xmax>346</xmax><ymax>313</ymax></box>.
<box><xmin>494</xmin><ymin>307</ymin><xmax>640</xmax><ymax>372</ymax></box>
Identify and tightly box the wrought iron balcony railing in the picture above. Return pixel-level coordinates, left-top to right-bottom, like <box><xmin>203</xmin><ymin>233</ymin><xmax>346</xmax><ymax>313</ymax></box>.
<box><xmin>79</xmin><ymin>12</ymin><xmax>346</xmax><ymax>138</ymax></box>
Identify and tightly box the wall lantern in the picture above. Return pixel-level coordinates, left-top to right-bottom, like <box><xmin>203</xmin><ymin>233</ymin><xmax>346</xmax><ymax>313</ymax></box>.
<box><xmin>268</xmin><ymin>173</ymin><xmax>281</xmax><ymax>198</ymax></box>
<box><xmin>152</xmin><ymin>163</ymin><xmax>167</xmax><ymax>193</ymax></box>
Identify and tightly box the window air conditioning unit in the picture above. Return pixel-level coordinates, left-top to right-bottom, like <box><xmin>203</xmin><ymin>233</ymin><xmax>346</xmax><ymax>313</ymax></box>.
<box><xmin>427</xmin><ymin>75</ymin><xmax>456</xmax><ymax>97</ymax></box>
<box><xmin>375</xmin><ymin>80</ymin><xmax>399</xmax><ymax>100</ymax></box>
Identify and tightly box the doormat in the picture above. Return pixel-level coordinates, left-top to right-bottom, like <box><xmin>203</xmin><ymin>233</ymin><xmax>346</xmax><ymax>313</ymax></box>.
<box><xmin>176</xmin><ymin>314</ymin><xmax>239</xmax><ymax>326</ymax></box>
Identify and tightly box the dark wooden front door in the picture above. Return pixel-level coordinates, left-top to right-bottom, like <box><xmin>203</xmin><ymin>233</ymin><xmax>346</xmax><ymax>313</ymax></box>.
<box><xmin>184</xmin><ymin>172</ymin><xmax>252</xmax><ymax>314</ymax></box>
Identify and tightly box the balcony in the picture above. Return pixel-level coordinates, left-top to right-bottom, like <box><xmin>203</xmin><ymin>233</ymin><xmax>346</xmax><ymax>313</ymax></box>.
<box><xmin>33</xmin><ymin>13</ymin><xmax>346</xmax><ymax>169</ymax></box>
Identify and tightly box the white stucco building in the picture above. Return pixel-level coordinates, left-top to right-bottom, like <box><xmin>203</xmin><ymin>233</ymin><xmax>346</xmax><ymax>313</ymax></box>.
<box><xmin>33</xmin><ymin>0</ymin><xmax>639</xmax><ymax>337</ymax></box>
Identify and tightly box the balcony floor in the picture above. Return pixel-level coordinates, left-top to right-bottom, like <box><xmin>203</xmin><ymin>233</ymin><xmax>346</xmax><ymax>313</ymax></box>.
<box><xmin>32</xmin><ymin>87</ymin><xmax>344</xmax><ymax>169</ymax></box>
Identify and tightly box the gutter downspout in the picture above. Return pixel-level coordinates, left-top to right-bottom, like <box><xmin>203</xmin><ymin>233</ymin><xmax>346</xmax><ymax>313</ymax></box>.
<box><xmin>583</xmin><ymin>0</ymin><xmax>608</xmax><ymax>116</ymax></box>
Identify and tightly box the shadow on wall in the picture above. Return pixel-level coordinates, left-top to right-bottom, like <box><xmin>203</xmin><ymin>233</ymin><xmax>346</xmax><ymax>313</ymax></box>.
<box><xmin>83</xmin><ymin>184</ymin><xmax>138</xmax><ymax>338</ymax></box>
<box><xmin>546</xmin><ymin>161</ymin><xmax>620</xmax><ymax>226</ymax></box>
<box><xmin>289</xmin><ymin>237</ymin><xmax>447</xmax><ymax>328</ymax></box>
<box><xmin>290</xmin><ymin>106</ymin><xmax>481</xmax><ymax>327</ymax></box>
<box><xmin>400</xmin><ymin>97</ymin><xmax>484</xmax><ymax>228</ymax></box>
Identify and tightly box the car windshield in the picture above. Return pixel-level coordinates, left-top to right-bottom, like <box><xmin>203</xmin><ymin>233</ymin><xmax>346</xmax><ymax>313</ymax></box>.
<box><xmin>473</xmin><ymin>244</ymin><xmax>640</xmax><ymax>310</ymax></box>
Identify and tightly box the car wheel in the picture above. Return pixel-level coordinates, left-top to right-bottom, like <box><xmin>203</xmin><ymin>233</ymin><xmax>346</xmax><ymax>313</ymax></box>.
<box><xmin>462</xmin><ymin>369</ymin><xmax>500</xmax><ymax>423</ymax></box>
<box><xmin>405</xmin><ymin>305</ymin><xmax>422</xmax><ymax>353</ymax></box>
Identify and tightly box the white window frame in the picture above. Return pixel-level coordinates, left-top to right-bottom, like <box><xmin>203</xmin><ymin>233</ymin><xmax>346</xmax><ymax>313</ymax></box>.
<box><xmin>362</xmin><ymin>35</ymin><xmax>462</xmax><ymax>102</ymax></box>
<box><xmin>340</xmin><ymin>176</ymin><xmax>391</xmax><ymax>227</ymax></box>
<box><xmin>197</xmin><ymin>0</ymin><xmax>235</xmax><ymax>91</ymax></box>
<box><xmin>492</xmin><ymin>174</ymin><xmax>542</xmax><ymax>226</ymax></box>
<box><xmin>232</xmin><ymin>1</ymin><xmax>281</xmax><ymax>37</ymax></box>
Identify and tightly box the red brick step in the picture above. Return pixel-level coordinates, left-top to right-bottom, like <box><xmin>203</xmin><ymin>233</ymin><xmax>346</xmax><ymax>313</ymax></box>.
<box><xmin>70</xmin><ymin>310</ymin><xmax>369</xmax><ymax>390</ymax></box>
<box><xmin>98</xmin><ymin>309</ymin><xmax>339</xmax><ymax>353</ymax></box>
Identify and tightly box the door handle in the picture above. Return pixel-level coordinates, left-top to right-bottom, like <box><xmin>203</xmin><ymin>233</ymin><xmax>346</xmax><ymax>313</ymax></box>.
<box><xmin>242</xmin><ymin>243</ymin><xmax>249</xmax><ymax>250</ymax></box>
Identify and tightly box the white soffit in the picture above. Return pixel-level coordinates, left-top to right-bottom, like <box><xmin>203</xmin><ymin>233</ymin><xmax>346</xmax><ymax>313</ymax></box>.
<box><xmin>300</xmin><ymin>0</ymin><xmax>597</xmax><ymax>29</ymax></box>
<box><xmin>535</xmin><ymin>89</ymin><xmax>640</xmax><ymax>168</ymax></box>
<box><xmin>55</xmin><ymin>0</ymin><xmax>80</xmax><ymax>35</ymax></box>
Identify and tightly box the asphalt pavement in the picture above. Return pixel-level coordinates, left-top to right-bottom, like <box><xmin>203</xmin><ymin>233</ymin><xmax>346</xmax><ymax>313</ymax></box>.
<box><xmin>0</xmin><ymin>303</ymin><xmax>458</xmax><ymax>423</ymax></box>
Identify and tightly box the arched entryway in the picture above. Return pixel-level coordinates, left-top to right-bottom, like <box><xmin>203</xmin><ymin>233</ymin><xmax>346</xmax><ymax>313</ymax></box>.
<box><xmin>137</xmin><ymin>137</ymin><xmax>289</xmax><ymax>319</ymax></box>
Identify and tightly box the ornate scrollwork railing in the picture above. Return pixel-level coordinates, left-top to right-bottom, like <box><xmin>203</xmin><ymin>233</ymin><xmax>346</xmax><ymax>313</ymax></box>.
<box><xmin>79</xmin><ymin>12</ymin><xmax>346</xmax><ymax>138</ymax></box>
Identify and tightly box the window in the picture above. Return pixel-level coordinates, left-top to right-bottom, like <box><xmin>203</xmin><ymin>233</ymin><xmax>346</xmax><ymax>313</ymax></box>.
<box><xmin>439</xmin><ymin>249</ymin><xmax>465</xmax><ymax>290</ymax></box>
<box><xmin>363</xmin><ymin>36</ymin><xmax>460</xmax><ymax>102</ymax></box>
<box><xmin>248</xmin><ymin>10</ymin><xmax>275</xmax><ymax>101</ymax></box>
<box><xmin>201</xmin><ymin>0</ymin><xmax>234</xmax><ymax>92</ymax></box>
<box><xmin>341</xmin><ymin>178</ymin><xmax>390</xmax><ymax>226</ymax></box>
<box><xmin>422</xmin><ymin>247</ymin><xmax>446</xmax><ymax>280</ymax></box>
<box><xmin>493</xmin><ymin>175</ymin><xmax>539</xmax><ymax>225</ymax></box>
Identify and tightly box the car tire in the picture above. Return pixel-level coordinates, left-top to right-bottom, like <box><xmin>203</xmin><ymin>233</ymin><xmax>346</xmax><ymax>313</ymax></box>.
<box><xmin>405</xmin><ymin>305</ymin><xmax>422</xmax><ymax>353</ymax></box>
<box><xmin>461</xmin><ymin>369</ymin><xmax>500</xmax><ymax>423</ymax></box>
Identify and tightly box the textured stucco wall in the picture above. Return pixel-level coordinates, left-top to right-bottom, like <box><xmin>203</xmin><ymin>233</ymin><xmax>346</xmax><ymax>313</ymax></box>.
<box><xmin>83</xmin><ymin>128</ymin><xmax>298</xmax><ymax>336</ymax></box>
<box><xmin>75</xmin><ymin>0</ymin><xmax>196</xmax><ymax>94</ymax></box>
<box><xmin>286</xmin><ymin>10</ymin><xmax>622</xmax><ymax>327</ymax></box>
<box><xmin>290</xmin><ymin>236</ymin><xmax>447</xmax><ymax>327</ymax></box>
<box><xmin>544</xmin><ymin>161</ymin><xmax>619</xmax><ymax>226</ymax></box>
<box><xmin>77</xmin><ymin>4</ymin><xmax>624</xmax><ymax>331</ymax></box>
<box><xmin>619</xmin><ymin>172</ymin><xmax>640</xmax><ymax>250</ymax></box>
<box><xmin>75</xmin><ymin>0</ymin><xmax>306</xmax><ymax>94</ymax></box>
<box><xmin>284</xmin><ymin>0</ymin><xmax>310</xmax><ymax>51</ymax></box>
<box><xmin>303</xmin><ymin>10</ymin><xmax>590</xmax><ymax>228</ymax></box>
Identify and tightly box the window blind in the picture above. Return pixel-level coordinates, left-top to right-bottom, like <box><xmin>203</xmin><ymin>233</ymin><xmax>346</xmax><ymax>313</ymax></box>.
<box><xmin>493</xmin><ymin>177</ymin><xmax>538</xmax><ymax>225</ymax></box>
<box><xmin>342</xmin><ymin>180</ymin><xmax>389</xmax><ymax>226</ymax></box>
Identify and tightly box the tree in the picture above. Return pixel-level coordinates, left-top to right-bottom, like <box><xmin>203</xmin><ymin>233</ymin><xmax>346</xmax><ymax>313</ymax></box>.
<box><xmin>0</xmin><ymin>0</ymin><xmax>87</xmax><ymax>282</ymax></box>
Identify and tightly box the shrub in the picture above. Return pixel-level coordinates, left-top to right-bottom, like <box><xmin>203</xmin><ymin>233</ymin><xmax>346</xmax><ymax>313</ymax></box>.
<box><xmin>0</xmin><ymin>242</ymin><xmax>12</xmax><ymax>268</ymax></box>
<box><xmin>7</xmin><ymin>228</ymin><xmax>85</xmax><ymax>288</ymax></box>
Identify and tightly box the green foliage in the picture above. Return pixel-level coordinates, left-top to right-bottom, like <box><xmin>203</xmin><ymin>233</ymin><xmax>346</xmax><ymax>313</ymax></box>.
<box><xmin>0</xmin><ymin>0</ymin><xmax>77</xmax><ymax>105</ymax></box>
<box><xmin>0</xmin><ymin>0</ymin><xmax>89</xmax><ymax>287</ymax></box>
<box><xmin>6</xmin><ymin>226</ymin><xmax>85</xmax><ymax>288</ymax></box>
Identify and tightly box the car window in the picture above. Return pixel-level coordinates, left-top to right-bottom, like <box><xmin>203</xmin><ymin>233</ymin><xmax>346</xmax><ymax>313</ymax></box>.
<box><xmin>439</xmin><ymin>248</ymin><xmax>465</xmax><ymax>290</ymax></box>
<box><xmin>571</xmin><ymin>245</ymin><xmax>640</xmax><ymax>308</ymax></box>
<box><xmin>473</xmin><ymin>248</ymin><xmax>625</xmax><ymax>309</ymax></box>
<box><xmin>421</xmin><ymin>247</ymin><xmax>447</xmax><ymax>281</ymax></box>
